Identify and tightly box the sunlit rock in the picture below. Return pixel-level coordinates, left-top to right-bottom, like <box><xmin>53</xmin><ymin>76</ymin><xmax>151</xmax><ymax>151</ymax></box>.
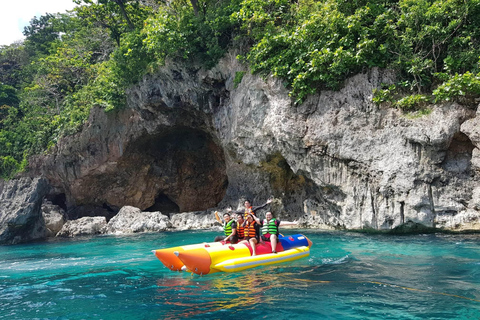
<box><xmin>170</xmin><ymin>211</ymin><xmax>219</xmax><ymax>231</ymax></box>
<box><xmin>103</xmin><ymin>206</ymin><xmax>171</xmax><ymax>234</ymax></box>
<box><xmin>56</xmin><ymin>216</ymin><xmax>107</xmax><ymax>237</ymax></box>
<box><xmin>42</xmin><ymin>199</ymin><xmax>67</xmax><ymax>237</ymax></box>
<box><xmin>25</xmin><ymin>52</ymin><xmax>480</xmax><ymax>233</ymax></box>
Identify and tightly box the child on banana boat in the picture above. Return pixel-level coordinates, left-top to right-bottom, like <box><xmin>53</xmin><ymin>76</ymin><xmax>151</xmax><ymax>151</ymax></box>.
<box><xmin>238</xmin><ymin>213</ymin><xmax>261</xmax><ymax>255</ymax></box>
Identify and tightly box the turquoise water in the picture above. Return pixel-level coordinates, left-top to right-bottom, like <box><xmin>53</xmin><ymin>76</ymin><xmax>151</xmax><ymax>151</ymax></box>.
<box><xmin>0</xmin><ymin>230</ymin><xmax>479</xmax><ymax>320</ymax></box>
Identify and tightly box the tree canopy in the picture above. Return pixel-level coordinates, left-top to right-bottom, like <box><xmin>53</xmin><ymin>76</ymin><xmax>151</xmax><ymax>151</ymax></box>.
<box><xmin>0</xmin><ymin>0</ymin><xmax>479</xmax><ymax>178</ymax></box>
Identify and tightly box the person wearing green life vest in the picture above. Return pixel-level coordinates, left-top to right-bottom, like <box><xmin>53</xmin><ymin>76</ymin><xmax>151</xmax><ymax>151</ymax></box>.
<box><xmin>254</xmin><ymin>211</ymin><xmax>297</xmax><ymax>253</ymax></box>
<box><xmin>214</xmin><ymin>212</ymin><xmax>238</xmax><ymax>244</ymax></box>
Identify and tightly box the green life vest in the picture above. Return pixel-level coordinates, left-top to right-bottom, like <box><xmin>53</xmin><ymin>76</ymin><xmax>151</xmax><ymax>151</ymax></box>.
<box><xmin>261</xmin><ymin>218</ymin><xmax>278</xmax><ymax>235</ymax></box>
<box><xmin>224</xmin><ymin>220</ymin><xmax>234</xmax><ymax>236</ymax></box>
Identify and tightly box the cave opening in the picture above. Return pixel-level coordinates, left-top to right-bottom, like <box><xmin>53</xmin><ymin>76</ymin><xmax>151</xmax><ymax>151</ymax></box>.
<box><xmin>122</xmin><ymin>127</ymin><xmax>228</xmax><ymax>212</ymax></box>
<box><xmin>442</xmin><ymin>132</ymin><xmax>475</xmax><ymax>174</ymax></box>
<box><xmin>145</xmin><ymin>193</ymin><xmax>180</xmax><ymax>214</ymax></box>
<box><xmin>45</xmin><ymin>193</ymin><xmax>67</xmax><ymax>211</ymax></box>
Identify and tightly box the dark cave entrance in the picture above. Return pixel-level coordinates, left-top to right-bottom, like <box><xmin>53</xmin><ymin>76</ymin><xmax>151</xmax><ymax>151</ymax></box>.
<box><xmin>442</xmin><ymin>132</ymin><xmax>475</xmax><ymax>174</ymax></box>
<box><xmin>145</xmin><ymin>193</ymin><xmax>180</xmax><ymax>213</ymax></box>
<box><xmin>45</xmin><ymin>193</ymin><xmax>67</xmax><ymax>211</ymax></box>
<box><xmin>124</xmin><ymin>127</ymin><xmax>228</xmax><ymax>212</ymax></box>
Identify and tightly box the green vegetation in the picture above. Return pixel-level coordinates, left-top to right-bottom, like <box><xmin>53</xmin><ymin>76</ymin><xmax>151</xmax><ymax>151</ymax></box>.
<box><xmin>233</xmin><ymin>71</ymin><xmax>246</xmax><ymax>88</ymax></box>
<box><xmin>1</xmin><ymin>0</ymin><xmax>480</xmax><ymax>178</ymax></box>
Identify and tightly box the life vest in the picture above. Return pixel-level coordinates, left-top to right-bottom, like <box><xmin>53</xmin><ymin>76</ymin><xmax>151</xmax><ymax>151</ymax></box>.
<box><xmin>261</xmin><ymin>218</ymin><xmax>278</xmax><ymax>235</ymax></box>
<box><xmin>237</xmin><ymin>222</ymin><xmax>245</xmax><ymax>238</ymax></box>
<box><xmin>244</xmin><ymin>220</ymin><xmax>257</xmax><ymax>238</ymax></box>
<box><xmin>244</xmin><ymin>207</ymin><xmax>254</xmax><ymax>218</ymax></box>
<box><xmin>224</xmin><ymin>220</ymin><xmax>234</xmax><ymax>236</ymax></box>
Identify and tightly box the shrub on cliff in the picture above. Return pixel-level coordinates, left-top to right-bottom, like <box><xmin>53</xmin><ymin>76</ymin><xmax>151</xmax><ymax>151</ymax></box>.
<box><xmin>1</xmin><ymin>0</ymin><xmax>480</xmax><ymax>178</ymax></box>
<box><xmin>236</xmin><ymin>0</ymin><xmax>480</xmax><ymax>104</ymax></box>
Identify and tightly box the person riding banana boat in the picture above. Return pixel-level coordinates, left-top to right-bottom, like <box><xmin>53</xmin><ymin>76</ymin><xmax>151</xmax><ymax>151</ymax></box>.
<box><xmin>240</xmin><ymin>198</ymin><xmax>272</xmax><ymax>218</ymax></box>
<box><xmin>153</xmin><ymin>203</ymin><xmax>307</xmax><ymax>274</ymax></box>
<box><xmin>214</xmin><ymin>211</ymin><xmax>238</xmax><ymax>244</ymax></box>
<box><xmin>254</xmin><ymin>211</ymin><xmax>298</xmax><ymax>253</ymax></box>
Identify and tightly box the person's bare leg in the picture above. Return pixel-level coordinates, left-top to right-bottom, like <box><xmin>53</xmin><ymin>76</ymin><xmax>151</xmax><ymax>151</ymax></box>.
<box><xmin>249</xmin><ymin>238</ymin><xmax>258</xmax><ymax>255</ymax></box>
<box><xmin>271</xmin><ymin>235</ymin><xmax>278</xmax><ymax>253</ymax></box>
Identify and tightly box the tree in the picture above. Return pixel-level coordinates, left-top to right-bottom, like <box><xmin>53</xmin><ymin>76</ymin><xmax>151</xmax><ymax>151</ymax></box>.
<box><xmin>74</xmin><ymin>0</ymin><xmax>153</xmax><ymax>46</ymax></box>
<box><xmin>0</xmin><ymin>43</ymin><xmax>30</xmax><ymax>88</ymax></box>
<box><xmin>23</xmin><ymin>14</ymin><xmax>61</xmax><ymax>56</ymax></box>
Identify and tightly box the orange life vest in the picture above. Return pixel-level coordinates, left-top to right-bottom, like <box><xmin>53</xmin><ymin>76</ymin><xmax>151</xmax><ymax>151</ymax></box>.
<box><xmin>244</xmin><ymin>220</ymin><xmax>257</xmax><ymax>238</ymax></box>
<box><xmin>244</xmin><ymin>207</ymin><xmax>255</xmax><ymax>218</ymax></box>
<box><xmin>237</xmin><ymin>222</ymin><xmax>245</xmax><ymax>238</ymax></box>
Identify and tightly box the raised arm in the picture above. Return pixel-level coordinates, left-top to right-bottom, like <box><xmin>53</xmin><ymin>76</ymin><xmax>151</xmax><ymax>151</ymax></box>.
<box><xmin>279</xmin><ymin>220</ymin><xmax>298</xmax><ymax>226</ymax></box>
<box><xmin>251</xmin><ymin>198</ymin><xmax>273</xmax><ymax>213</ymax></box>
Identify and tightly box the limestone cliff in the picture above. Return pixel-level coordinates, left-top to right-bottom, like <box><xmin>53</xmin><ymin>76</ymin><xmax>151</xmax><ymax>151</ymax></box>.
<box><xmin>19</xmin><ymin>52</ymin><xmax>480</xmax><ymax>234</ymax></box>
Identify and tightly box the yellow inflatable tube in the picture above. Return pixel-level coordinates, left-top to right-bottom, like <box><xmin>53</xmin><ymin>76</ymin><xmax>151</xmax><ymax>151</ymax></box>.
<box><xmin>175</xmin><ymin>243</ymin><xmax>252</xmax><ymax>275</ymax></box>
<box><xmin>213</xmin><ymin>246</ymin><xmax>310</xmax><ymax>273</ymax></box>
<box><xmin>154</xmin><ymin>234</ymin><xmax>312</xmax><ymax>275</ymax></box>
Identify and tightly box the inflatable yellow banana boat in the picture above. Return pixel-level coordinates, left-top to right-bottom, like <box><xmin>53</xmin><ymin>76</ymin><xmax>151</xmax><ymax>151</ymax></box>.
<box><xmin>153</xmin><ymin>234</ymin><xmax>312</xmax><ymax>274</ymax></box>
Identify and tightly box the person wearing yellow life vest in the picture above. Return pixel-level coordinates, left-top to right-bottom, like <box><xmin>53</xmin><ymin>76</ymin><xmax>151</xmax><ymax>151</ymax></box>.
<box><xmin>254</xmin><ymin>211</ymin><xmax>297</xmax><ymax>253</ymax></box>
<box><xmin>214</xmin><ymin>212</ymin><xmax>238</xmax><ymax>244</ymax></box>
<box><xmin>239</xmin><ymin>214</ymin><xmax>261</xmax><ymax>255</ymax></box>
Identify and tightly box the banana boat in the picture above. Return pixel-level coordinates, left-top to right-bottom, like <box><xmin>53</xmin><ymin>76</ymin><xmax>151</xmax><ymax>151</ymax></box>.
<box><xmin>153</xmin><ymin>234</ymin><xmax>312</xmax><ymax>274</ymax></box>
<box><xmin>153</xmin><ymin>241</ymin><xmax>223</xmax><ymax>271</ymax></box>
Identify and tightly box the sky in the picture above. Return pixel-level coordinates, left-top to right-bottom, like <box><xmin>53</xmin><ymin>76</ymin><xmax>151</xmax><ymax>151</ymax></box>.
<box><xmin>0</xmin><ymin>0</ymin><xmax>78</xmax><ymax>46</ymax></box>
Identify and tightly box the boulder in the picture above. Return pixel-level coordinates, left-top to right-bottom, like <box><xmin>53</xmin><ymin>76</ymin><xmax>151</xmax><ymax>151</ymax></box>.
<box><xmin>56</xmin><ymin>216</ymin><xmax>107</xmax><ymax>237</ymax></box>
<box><xmin>42</xmin><ymin>200</ymin><xmax>67</xmax><ymax>237</ymax></box>
<box><xmin>0</xmin><ymin>177</ymin><xmax>49</xmax><ymax>244</ymax></box>
<box><xmin>103</xmin><ymin>206</ymin><xmax>171</xmax><ymax>234</ymax></box>
<box><xmin>170</xmin><ymin>211</ymin><xmax>219</xmax><ymax>231</ymax></box>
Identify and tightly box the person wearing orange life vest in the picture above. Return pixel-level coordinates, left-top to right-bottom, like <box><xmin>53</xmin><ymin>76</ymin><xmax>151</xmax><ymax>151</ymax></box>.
<box><xmin>240</xmin><ymin>198</ymin><xmax>273</xmax><ymax>218</ymax></box>
<box><xmin>254</xmin><ymin>211</ymin><xmax>297</xmax><ymax>253</ymax></box>
<box><xmin>239</xmin><ymin>214</ymin><xmax>261</xmax><ymax>255</ymax></box>
<box><xmin>236</xmin><ymin>213</ymin><xmax>245</xmax><ymax>242</ymax></box>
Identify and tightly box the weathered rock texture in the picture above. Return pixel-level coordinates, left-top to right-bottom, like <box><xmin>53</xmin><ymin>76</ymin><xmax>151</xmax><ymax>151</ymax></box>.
<box><xmin>56</xmin><ymin>216</ymin><xmax>107</xmax><ymax>238</ymax></box>
<box><xmin>42</xmin><ymin>199</ymin><xmax>67</xmax><ymax>237</ymax></box>
<box><xmin>24</xmin><ymin>51</ymin><xmax>480</xmax><ymax>233</ymax></box>
<box><xmin>46</xmin><ymin>205</ymin><xmax>220</xmax><ymax>238</ymax></box>
<box><xmin>170</xmin><ymin>211</ymin><xmax>220</xmax><ymax>231</ymax></box>
<box><xmin>0</xmin><ymin>177</ymin><xmax>49</xmax><ymax>244</ymax></box>
<box><xmin>103</xmin><ymin>206</ymin><xmax>171</xmax><ymax>234</ymax></box>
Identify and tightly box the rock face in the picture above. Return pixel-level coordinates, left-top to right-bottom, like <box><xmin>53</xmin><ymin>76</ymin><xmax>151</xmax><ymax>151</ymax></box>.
<box><xmin>26</xmin><ymin>51</ymin><xmax>480</xmax><ymax>232</ymax></box>
<box><xmin>170</xmin><ymin>211</ymin><xmax>220</xmax><ymax>231</ymax></box>
<box><xmin>42</xmin><ymin>199</ymin><xmax>67</xmax><ymax>237</ymax></box>
<box><xmin>0</xmin><ymin>177</ymin><xmax>49</xmax><ymax>244</ymax></box>
<box><xmin>53</xmin><ymin>205</ymin><xmax>219</xmax><ymax>237</ymax></box>
<box><xmin>103</xmin><ymin>206</ymin><xmax>171</xmax><ymax>234</ymax></box>
<box><xmin>56</xmin><ymin>216</ymin><xmax>107</xmax><ymax>238</ymax></box>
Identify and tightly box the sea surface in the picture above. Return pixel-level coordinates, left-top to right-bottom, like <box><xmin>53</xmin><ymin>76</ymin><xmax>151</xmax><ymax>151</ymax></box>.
<box><xmin>0</xmin><ymin>230</ymin><xmax>479</xmax><ymax>320</ymax></box>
